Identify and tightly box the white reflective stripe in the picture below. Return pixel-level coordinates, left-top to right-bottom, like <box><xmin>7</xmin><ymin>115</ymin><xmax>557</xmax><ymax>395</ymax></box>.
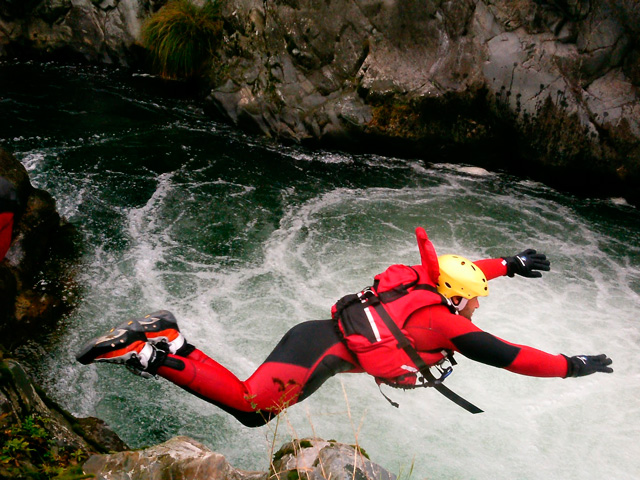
<box><xmin>364</xmin><ymin>306</ymin><xmax>382</xmax><ymax>342</ymax></box>
<box><xmin>401</xmin><ymin>365</ymin><xmax>418</xmax><ymax>373</ymax></box>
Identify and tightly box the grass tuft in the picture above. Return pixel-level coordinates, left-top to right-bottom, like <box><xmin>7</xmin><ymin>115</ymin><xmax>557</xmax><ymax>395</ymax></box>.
<box><xmin>142</xmin><ymin>0</ymin><xmax>223</xmax><ymax>79</ymax></box>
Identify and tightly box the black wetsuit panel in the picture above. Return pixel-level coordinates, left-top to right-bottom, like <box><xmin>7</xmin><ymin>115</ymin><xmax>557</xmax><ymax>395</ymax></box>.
<box><xmin>264</xmin><ymin>319</ymin><xmax>345</xmax><ymax>368</ymax></box>
<box><xmin>451</xmin><ymin>331</ymin><xmax>521</xmax><ymax>368</ymax></box>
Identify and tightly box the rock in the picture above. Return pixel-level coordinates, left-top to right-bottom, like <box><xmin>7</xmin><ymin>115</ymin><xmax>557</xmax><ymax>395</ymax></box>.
<box><xmin>0</xmin><ymin>359</ymin><xmax>127</xmax><ymax>470</ymax></box>
<box><xmin>272</xmin><ymin>438</ymin><xmax>396</xmax><ymax>480</ymax></box>
<box><xmin>0</xmin><ymin>149</ymin><xmax>77</xmax><ymax>349</ymax></box>
<box><xmin>0</xmin><ymin>358</ymin><xmax>127</xmax><ymax>477</ymax></box>
<box><xmin>82</xmin><ymin>436</ymin><xmax>396</xmax><ymax>480</ymax></box>
<box><xmin>83</xmin><ymin>436</ymin><xmax>267</xmax><ymax>480</ymax></box>
<box><xmin>0</xmin><ymin>359</ymin><xmax>87</xmax><ymax>450</ymax></box>
<box><xmin>205</xmin><ymin>0</ymin><xmax>640</xmax><ymax>203</ymax></box>
<box><xmin>0</xmin><ymin>0</ymin><xmax>161</xmax><ymax>65</ymax></box>
<box><xmin>75</xmin><ymin>416</ymin><xmax>130</xmax><ymax>453</ymax></box>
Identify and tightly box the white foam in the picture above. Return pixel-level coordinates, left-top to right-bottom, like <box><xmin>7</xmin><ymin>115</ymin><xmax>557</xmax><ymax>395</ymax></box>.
<box><xmin>20</xmin><ymin>151</ymin><xmax>46</xmax><ymax>172</ymax></box>
<box><xmin>610</xmin><ymin>197</ymin><xmax>630</xmax><ymax>207</ymax></box>
<box><xmin>34</xmin><ymin>151</ymin><xmax>640</xmax><ymax>480</ymax></box>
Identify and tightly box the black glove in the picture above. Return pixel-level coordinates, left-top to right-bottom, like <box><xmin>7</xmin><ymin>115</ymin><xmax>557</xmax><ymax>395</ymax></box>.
<box><xmin>563</xmin><ymin>354</ymin><xmax>613</xmax><ymax>377</ymax></box>
<box><xmin>503</xmin><ymin>249</ymin><xmax>550</xmax><ymax>278</ymax></box>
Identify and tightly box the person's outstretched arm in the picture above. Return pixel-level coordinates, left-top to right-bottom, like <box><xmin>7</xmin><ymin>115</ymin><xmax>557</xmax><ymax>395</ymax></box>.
<box><xmin>474</xmin><ymin>249</ymin><xmax>551</xmax><ymax>281</ymax></box>
<box><xmin>414</xmin><ymin>308</ymin><xmax>613</xmax><ymax>378</ymax></box>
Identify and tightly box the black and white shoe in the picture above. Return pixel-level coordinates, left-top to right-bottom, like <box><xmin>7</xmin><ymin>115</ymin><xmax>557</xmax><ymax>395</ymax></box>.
<box><xmin>122</xmin><ymin>310</ymin><xmax>186</xmax><ymax>354</ymax></box>
<box><xmin>75</xmin><ymin>326</ymin><xmax>154</xmax><ymax>370</ymax></box>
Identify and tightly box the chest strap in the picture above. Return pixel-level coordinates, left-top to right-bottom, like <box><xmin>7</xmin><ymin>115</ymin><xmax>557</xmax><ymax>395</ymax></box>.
<box><xmin>369</xmin><ymin>300</ymin><xmax>483</xmax><ymax>414</ymax></box>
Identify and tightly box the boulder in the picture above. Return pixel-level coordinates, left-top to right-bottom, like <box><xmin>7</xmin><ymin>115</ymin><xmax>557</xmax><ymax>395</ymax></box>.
<box><xmin>83</xmin><ymin>436</ymin><xmax>267</xmax><ymax>480</ymax></box>
<box><xmin>271</xmin><ymin>438</ymin><xmax>396</xmax><ymax>480</ymax></box>
<box><xmin>82</xmin><ymin>436</ymin><xmax>397</xmax><ymax>480</ymax></box>
<box><xmin>0</xmin><ymin>149</ymin><xmax>77</xmax><ymax>349</ymax></box>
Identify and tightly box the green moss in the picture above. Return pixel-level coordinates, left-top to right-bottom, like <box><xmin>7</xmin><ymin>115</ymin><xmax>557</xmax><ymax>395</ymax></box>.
<box><xmin>273</xmin><ymin>444</ymin><xmax>295</xmax><ymax>463</ymax></box>
<box><xmin>273</xmin><ymin>438</ymin><xmax>316</xmax><ymax>463</ymax></box>
<box><xmin>350</xmin><ymin>444</ymin><xmax>370</xmax><ymax>460</ymax></box>
<box><xmin>298</xmin><ymin>440</ymin><xmax>313</xmax><ymax>449</ymax></box>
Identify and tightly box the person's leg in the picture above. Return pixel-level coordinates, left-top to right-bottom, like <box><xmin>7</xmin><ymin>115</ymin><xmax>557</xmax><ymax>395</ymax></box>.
<box><xmin>77</xmin><ymin>314</ymin><xmax>361</xmax><ymax>427</ymax></box>
<box><xmin>157</xmin><ymin>319</ymin><xmax>361</xmax><ymax>426</ymax></box>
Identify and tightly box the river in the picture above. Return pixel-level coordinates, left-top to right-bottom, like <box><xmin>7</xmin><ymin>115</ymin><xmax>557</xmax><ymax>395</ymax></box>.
<box><xmin>1</xmin><ymin>61</ymin><xmax>639</xmax><ymax>480</ymax></box>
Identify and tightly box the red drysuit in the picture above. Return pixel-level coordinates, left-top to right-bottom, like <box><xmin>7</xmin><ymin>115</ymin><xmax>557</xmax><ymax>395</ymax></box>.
<box><xmin>157</xmin><ymin>257</ymin><xmax>569</xmax><ymax>426</ymax></box>
<box><xmin>0</xmin><ymin>212</ymin><xmax>14</xmax><ymax>261</ymax></box>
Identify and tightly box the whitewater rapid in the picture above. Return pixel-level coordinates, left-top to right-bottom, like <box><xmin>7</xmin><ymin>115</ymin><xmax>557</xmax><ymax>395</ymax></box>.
<box><xmin>3</xmin><ymin>62</ymin><xmax>639</xmax><ymax>480</ymax></box>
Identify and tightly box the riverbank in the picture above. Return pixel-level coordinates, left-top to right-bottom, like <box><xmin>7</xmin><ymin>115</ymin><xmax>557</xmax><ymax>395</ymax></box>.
<box><xmin>1</xmin><ymin>0</ymin><xmax>638</xmax><ymax>205</ymax></box>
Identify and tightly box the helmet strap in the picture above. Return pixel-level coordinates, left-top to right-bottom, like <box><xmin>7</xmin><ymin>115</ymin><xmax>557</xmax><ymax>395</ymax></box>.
<box><xmin>450</xmin><ymin>296</ymin><xmax>469</xmax><ymax>313</ymax></box>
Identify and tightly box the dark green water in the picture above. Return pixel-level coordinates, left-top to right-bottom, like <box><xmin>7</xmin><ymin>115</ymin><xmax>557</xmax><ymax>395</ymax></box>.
<box><xmin>1</xmin><ymin>61</ymin><xmax>639</xmax><ymax>480</ymax></box>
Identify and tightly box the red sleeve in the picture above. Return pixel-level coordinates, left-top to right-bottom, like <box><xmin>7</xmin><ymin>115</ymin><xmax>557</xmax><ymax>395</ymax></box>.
<box><xmin>473</xmin><ymin>258</ymin><xmax>508</xmax><ymax>281</ymax></box>
<box><xmin>500</xmin><ymin>340</ymin><xmax>569</xmax><ymax>377</ymax></box>
<box><xmin>0</xmin><ymin>212</ymin><xmax>14</xmax><ymax>261</ymax></box>
<box><xmin>406</xmin><ymin>305</ymin><xmax>569</xmax><ymax>378</ymax></box>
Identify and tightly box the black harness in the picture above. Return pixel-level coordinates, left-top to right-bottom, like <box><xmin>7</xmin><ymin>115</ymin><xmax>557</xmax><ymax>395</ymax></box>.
<box><xmin>337</xmin><ymin>282</ymin><xmax>483</xmax><ymax>414</ymax></box>
<box><xmin>364</xmin><ymin>288</ymin><xmax>482</xmax><ymax>413</ymax></box>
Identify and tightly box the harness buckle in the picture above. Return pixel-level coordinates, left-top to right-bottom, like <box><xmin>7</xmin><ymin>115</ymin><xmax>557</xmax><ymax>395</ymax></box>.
<box><xmin>418</xmin><ymin>356</ymin><xmax>455</xmax><ymax>386</ymax></box>
<box><xmin>358</xmin><ymin>287</ymin><xmax>380</xmax><ymax>305</ymax></box>
<box><xmin>435</xmin><ymin>365</ymin><xmax>453</xmax><ymax>383</ymax></box>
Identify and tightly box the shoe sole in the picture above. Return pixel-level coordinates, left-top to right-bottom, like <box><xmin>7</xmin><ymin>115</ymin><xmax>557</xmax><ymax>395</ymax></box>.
<box><xmin>117</xmin><ymin>310</ymin><xmax>185</xmax><ymax>353</ymax></box>
<box><xmin>76</xmin><ymin>327</ymin><xmax>147</xmax><ymax>365</ymax></box>
<box><xmin>119</xmin><ymin>310</ymin><xmax>180</xmax><ymax>342</ymax></box>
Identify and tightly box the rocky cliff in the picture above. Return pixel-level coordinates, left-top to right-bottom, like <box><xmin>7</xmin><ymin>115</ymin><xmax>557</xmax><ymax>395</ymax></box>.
<box><xmin>207</xmin><ymin>0</ymin><xmax>640</xmax><ymax>202</ymax></box>
<box><xmin>0</xmin><ymin>149</ymin><xmax>76</xmax><ymax>349</ymax></box>
<box><xmin>0</xmin><ymin>0</ymin><xmax>163</xmax><ymax>65</ymax></box>
<box><xmin>1</xmin><ymin>0</ymin><xmax>638</xmax><ymax>203</ymax></box>
<box><xmin>0</xmin><ymin>358</ymin><xmax>127</xmax><ymax>478</ymax></box>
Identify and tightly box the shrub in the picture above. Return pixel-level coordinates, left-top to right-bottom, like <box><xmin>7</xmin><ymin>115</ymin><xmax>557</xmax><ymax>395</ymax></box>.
<box><xmin>0</xmin><ymin>414</ymin><xmax>90</xmax><ymax>478</ymax></box>
<box><xmin>142</xmin><ymin>0</ymin><xmax>223</xmax><ymax>79</ymax></box>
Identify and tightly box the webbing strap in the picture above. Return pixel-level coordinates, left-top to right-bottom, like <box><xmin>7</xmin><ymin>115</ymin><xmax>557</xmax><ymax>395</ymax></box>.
<box><xmin>370</xmin><ymin>302</ymin><xmax>483</xmax><ymax>414</ymax></box>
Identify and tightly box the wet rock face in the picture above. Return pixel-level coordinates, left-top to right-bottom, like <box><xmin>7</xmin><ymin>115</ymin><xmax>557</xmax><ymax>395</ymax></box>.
<box><xmin>207</xmin><ymin>0</ymin><xmax>639</xmax><ymax>202</ymax></box>
<box><xmin>0</xmin><ymin>359</ymin><xmax>91</xmax><ymax>451</ymax></box>
<box><xmin>0</xmin><ymin>358</ymin><xmax>127</xmax><ymax>477</ymax></box>
<box><xmin>1</xmin><ymin>0</ymin><xmax>638</xmax><ymax>201</ymax></box>
<box><xmin>0</xmin><ymin>149</ymin><xmax>76</xmax><ymax>349</ymax></box>
<box><xmin>0</xmin><ymin>0</ymin><xmax>164</xmax><ymax>64</ymax></box>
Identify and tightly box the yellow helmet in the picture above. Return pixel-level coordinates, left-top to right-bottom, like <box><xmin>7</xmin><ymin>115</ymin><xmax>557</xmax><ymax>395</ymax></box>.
<box><xmin>437</xmin><ymin>255</ymin><xmax>489</xmax><ymax>299</ymax></box>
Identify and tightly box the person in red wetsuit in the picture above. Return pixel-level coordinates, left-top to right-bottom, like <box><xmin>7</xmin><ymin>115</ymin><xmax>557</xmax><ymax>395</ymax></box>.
<box><xmin>77</xmin><ymin>229</ymin><xmax>613</xmax><ymax>426</ymax></box>
<box><xmin>0</xmin><ymin>177</ymin><xmax>19</xmax><ymax>261</ymax></box>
